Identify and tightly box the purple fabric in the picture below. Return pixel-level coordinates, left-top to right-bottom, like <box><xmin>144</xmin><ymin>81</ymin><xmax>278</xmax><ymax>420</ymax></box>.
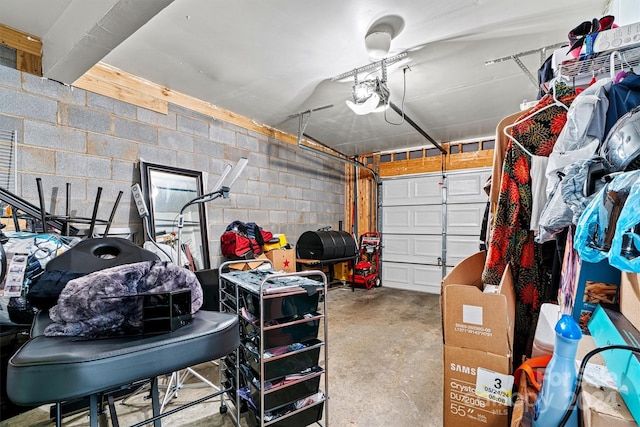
<box><xmin>45</xmin><ymin>261</ymin><xmax>203</xmax><ymax>338</ymax></box>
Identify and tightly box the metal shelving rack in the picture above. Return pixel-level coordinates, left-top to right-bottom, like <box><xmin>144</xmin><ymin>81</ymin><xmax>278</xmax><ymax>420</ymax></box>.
<box><xmin>219</xmin><ymin>260</ymin><xmax>329</xmax><ymax>427</ymax></box>
<box><xmin>558</xmin><ymin>44</ymin><xmax>640</xmax><ymax>80</ymax></box>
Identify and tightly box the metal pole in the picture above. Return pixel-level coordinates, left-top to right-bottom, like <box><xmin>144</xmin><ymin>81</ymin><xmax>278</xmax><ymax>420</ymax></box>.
<box><xmin>388</xmin><ymin>102</ymin><xmax>447</xmax><ymax>154</ymax></box>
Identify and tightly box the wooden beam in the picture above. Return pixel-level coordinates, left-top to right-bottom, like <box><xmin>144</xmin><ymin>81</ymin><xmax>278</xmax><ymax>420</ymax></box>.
<box><xmin>75</xmin><ymin>62</ymin><xmax>348</xmax><ymax>159</ymax></box>
<box><xmin>73</xmin><ymin>73</ymin><xmax>169</xmax><ymax>114</ymax></box>
<box><xmin>17</xmin><ymin>51</ymin><xmax>42</xmax><ymax>75</ymax></box>
<box><xmin>0</xmin><ymin>24</ymin><xmax>41</xmax><ymax>57</ymax></box>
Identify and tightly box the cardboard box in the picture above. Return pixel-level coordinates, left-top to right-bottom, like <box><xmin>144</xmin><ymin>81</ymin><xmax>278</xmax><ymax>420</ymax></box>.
<box><xmin>577</xmin><ymin>336</ymin><xmax>636</xmax><ymax>427</ymax></box>
<box><xmin>588</xmin><ymin>306</ymin><xmax>640</xmax><ymax>424</ymax></box>
<box><xmin>441</xmin><ymin>252</ymin><xmax>515</xmax><ymax>356</ymax></box>
<box><xmin>227</xmin><ymin>253</ymin><xmax>269</xmax><ymax>271</ymax></box>
<box><xmin>441</xmin><ymin>251</ymin><xmax>515</xmax><ymax>427</ymax></box>
<box><xmin>620</xmin><ymin>271</ymin><xmax>640</xmax><ymax>331</ymax></box>
<box><xmin>444</xmin><ymin>345</ymin><xmax>511</xmax><ymax>426</ymax></box>
<box><xmin>265</xmin><ymin>248</ymin><xmax>295</xmax><ymax>273</ymax></box>
<box><xmin>559</xmin><ymin>242</ymin><xmax>620</xmax><ymax>330</ymax></box>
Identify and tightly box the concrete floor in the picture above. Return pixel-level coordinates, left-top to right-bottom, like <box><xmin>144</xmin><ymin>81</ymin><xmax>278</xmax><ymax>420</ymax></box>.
<box><xmin>0</xmin><ymin>285</ymin><xmax>443</xmax><ymax>427</ymax></box>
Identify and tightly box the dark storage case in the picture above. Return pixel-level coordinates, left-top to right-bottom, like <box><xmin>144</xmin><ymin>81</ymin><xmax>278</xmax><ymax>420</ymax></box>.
<box><xmin>241</xmin><ymin>316</ymin><xmax>321</xmax><ymax>349</ymax></box>
<box><xmin>240</xmin><ymin>289</ymin><xmax>320</xmax><ymax>321</ymax></box>
<box><xmin>243</xmin><ymin>340</ymin><xmax>322</xmax><ymax>381</ymax></box>
<box><xmin>249</xmin><ymin>374</ymin><xmax>321</xmax><ymax>412</ymax></box>
<box><xmin>248</xmin><ymin>401</ymin><xmax>324</xmax><ymax>427</ymax></box>
<box><xmin>296</xmin><ymin>230</ymin><xmax>356</xmax><ymax>260</ymax></box>
<box><xmin>142</xmin><ymin>289</ymin><xmax>193</xmax><ymax>334</ymax></box>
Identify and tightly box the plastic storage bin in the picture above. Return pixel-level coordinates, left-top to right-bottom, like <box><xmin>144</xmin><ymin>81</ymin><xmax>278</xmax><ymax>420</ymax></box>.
<box><xmin>531</xmin><ymin>303</ymin><xmax>561</xmax><ymax>358</ymax></box>
<box><xmin>240</xmin><ymin>289</ymin><xmax>320</xmax><ymax>321</ymax></box>
<box><xmin>250</xmin><ymin>374</ymin><xmax>321</xmax><ymax>412</ymax></box>
<box><xmin>243</xmin><ymin>339</ymin><xmax>322</xmax><ymax>381</ymax></box>
<box><xmin>241</xmin><ymin>316</ymin><xmax>321</xmax><ymax>349</ymax></box>
<box><xmin>248</xmin><ymin>401</ymin><xmax>324</xmax><ymax>427</ymax></box>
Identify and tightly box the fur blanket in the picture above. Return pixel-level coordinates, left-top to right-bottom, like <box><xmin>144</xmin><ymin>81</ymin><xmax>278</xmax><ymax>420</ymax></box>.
<box><xmin>45</xmin><ymin>261</ymin><xmax>203</xmax><ymax>338</ymax></box>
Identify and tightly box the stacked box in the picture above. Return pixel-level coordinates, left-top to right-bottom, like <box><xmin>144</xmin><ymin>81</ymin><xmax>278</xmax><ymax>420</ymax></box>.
<box><xmin>441</xmin><ymin>251</ymin><xmax>515</xmax><ymax>427</ymax></box>
<box><xmin>265</xmin><ymin>248</ymin><xmax>296</xmax><ymax>273</ymax></box>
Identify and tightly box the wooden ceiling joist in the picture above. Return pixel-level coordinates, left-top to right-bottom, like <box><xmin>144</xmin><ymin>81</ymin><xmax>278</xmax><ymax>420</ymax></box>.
<box><xmin>0</xmin><ymin>24</ymin><xmax>42</xmax><ymax>76</ymax></box>
<box><xmin>73</xmin><ymin>62</ymin><xmax>346</xmax><ymax>158</ymax></box>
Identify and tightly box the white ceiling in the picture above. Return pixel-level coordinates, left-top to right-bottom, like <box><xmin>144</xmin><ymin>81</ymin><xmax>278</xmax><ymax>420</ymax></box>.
<box><xmin>0</xmin><ymin>0</ymin><xmax>610</xmax><ymax>156</ymax></box>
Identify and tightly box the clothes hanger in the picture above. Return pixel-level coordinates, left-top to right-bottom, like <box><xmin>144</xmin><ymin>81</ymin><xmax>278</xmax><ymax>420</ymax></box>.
<box><xmin>610</xmin><ymin>51</ymin><xmax>624</xmax><ymax>81</ymax></box>
<box><xmin>502</xmin><ymin>80</ymin><xmax>570</xmax><ymax>157</ymax></box>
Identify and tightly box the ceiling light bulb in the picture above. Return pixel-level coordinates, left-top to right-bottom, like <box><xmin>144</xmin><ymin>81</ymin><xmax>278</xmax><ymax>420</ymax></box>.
<box><xmin>365</xmin><ymin>31</ymin><xmax>392</xmax><ymax>59</ymax></box>
<box><xmin>353</xmin><ymin>81</ymin><xmax>374</xmax><ymax>102</ymax></box>
<box><xmin>346</xmin><ymin>93</ymin><xmax>381</xmax><ymax>115</ymax></box>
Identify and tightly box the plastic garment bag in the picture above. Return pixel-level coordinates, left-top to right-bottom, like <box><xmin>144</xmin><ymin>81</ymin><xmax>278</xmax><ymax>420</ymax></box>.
<box><xmin>546</xmin><ymin>79</ymin><xmax>612</xmax><ymax>196</ymax></box>
<box><xmin>574</xmin><ymin>170</ymin><xmax>640</xmax><ymax>263</ymax></box>
<box><xmin>536</xmin><ymin>158</ymin><xmax>608</xmax><ymax>243</ymax></box>
<box><xmin>609</xmin><ymin>176</ymin><xmax>640</xmax><ymax>272</ymax></box>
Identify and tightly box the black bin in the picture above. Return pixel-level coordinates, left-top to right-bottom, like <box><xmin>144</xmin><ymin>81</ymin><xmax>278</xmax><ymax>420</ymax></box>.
<box><xmin>249</xmin><ymin>374</ymin><xmax>321</xmax><ymax>412</ymax></box>
<box><xmin>244</xmin><ymin>339</ymin><xmax>322</xmax><ymax>381</ymax></box>
<box><xmin>241</xmin><ymin>316</ymin><xmax>321</xmax><ymax>348</ymax></box>
<box><xmin>249</xmin><ymin>400</ymin><xmax>324</xmax><ymax>427</ymax></box>
<box><xmin>296</xmin><ymin>230</ymin><xmax>356</xmax><ymax>260</ymax></box>
<box><xmin>241</xmin><ymin>289</ymin><xmax>320</xmax><ymax>322</ymax></box>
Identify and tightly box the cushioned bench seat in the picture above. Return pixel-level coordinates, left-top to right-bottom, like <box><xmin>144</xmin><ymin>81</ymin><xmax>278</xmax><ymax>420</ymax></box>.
<box><xmin>7</xmin><ymin>310</ymin><xmax>239</xmax><ymax>425</ymax></box>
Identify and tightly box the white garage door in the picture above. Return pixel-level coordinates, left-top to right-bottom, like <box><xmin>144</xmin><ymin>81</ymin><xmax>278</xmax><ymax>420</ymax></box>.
<box><xmin>381</xmin><ymin>168</ymin><xmax>490</xmax><ymax>293</ymax></box>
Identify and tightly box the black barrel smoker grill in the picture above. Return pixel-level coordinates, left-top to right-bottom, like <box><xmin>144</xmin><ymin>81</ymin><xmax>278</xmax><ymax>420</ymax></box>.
<box><xmin>296</xmin><ymin>229</ymin><xmax>358</xmax><ymax>285</ymax></box>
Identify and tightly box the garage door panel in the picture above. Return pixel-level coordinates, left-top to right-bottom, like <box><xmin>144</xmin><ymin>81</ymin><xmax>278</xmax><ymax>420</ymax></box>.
<box><xmin>413</xmin><ymin>206</ymin><xmax>442</xmax><ymax>232</ymax></box>
<box><xmin>413</xmin><ymin>265</ymin><xmax>443</xmax><ymax>290</ymax></box>
<box><xmin>413</xmin><ymin>236</ymin><xmax>442</xmax><ymax>260</ymax></box>
<box><xmin>381</xmin><ymin>168</ymin><xmax>489</xmax><ymax>293</ymax></box>
<box><xmin>383</xmin><ymin>205</ymin><xmax>441</xmax><ymax>234</ymax></box>
<box><xmin>383</xmin><ymin>175</ymin><xmax>441</xmax><ymax>206</ymax></box>
<box><xmin>383</xmin><ymin>208</ymin><xmax>411</xmax><ymax>230</ymax></box>
<box><xmin>382</xmin><ymin>234</ymin><xmax>411</xmax><ymax>258</ymax></box>
<box><xmin>382</xmin><ymin>179</ymin><xmax>411</xmax><ymax>204</ymax></box>
<box><xmin>447</xmin><ymin>170</ymin><xmax>491</xmax><ymax>204</ymax></box>
<box><xmin>382</xmin><ymin>262</ymin><xmax>441</xmax><ymax>294</ymax></box>
<box><xmin>382</xmin><ymin>262</ymin><xmax>410</xmax><ymax>283</ymax></box>
<box><xmin>382</xmin><ymin>234</ymin><xmax>441</xmax><ymax>264</ymax></box>
<box><xmin>446</xmin><ymin>235</ymin><xmax>482</xmax><ymax>266</ymax></box>
<box><xmin>447</xmin><ymin>203</ymin><xmax>485</xmax><ymax>235</ymax></box>
<box><xmin>413</xmin><ymin>176</ymin><xmax>442</xmax><ymax>202</ymax></box>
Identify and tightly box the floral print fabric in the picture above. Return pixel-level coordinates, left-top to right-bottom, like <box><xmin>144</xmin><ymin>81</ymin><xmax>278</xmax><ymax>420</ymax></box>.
<box><xmin>482</xmin><ymin>83</ymin><xmax>576</xmax><ymax>364</ymax></box>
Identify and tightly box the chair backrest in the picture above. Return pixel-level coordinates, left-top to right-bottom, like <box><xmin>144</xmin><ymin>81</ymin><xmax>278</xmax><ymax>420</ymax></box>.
<box><xmin>46</xmin><ymin>237</ymin><xmax>159</xmax><ymax>273</ymax></box>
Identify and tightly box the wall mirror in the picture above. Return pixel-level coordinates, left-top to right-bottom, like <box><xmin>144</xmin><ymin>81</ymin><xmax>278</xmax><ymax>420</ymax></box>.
<box><xmin>139</xmin><ymin>161</ymin><xmax>210</xmax><ymax>270</ymax></box>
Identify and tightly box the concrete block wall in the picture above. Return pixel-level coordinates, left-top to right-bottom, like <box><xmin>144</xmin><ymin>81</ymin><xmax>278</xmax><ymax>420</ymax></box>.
<box><xmin>0</xmin><ymin>64</ymin><xmax>346</xmax><ymax>268</ymax></box>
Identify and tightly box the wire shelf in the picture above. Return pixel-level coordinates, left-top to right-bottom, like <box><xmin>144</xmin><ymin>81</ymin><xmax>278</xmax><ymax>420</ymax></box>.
<box><xmin>559</xmin><ymin>45</ymin><xmax>640</xmax><ymax>78</ymax></box>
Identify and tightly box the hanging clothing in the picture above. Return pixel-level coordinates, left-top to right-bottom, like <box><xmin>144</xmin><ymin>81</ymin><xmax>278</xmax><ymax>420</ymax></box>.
<box><xmin>545</xmin><ymin>78</ymin><xmax>612</xmax><ymax>197</ymax></box>
<box><xmin>537</xmin><ymin>54</ymin><xmax>555</xmax><ymax>100</ymax></box>
<box><xmin>605</xmin><ymin>73</ymin><xmax>640</xmax><ymax>137</ymax></box>
<box><xmin>530</xmin><ymin>155</ymin><xmax>549</xmax><ymax>233</ymax></box>
<box><xmin>482</xmin><ymin>82</ymin><xmax>577</xmax><ymax>365</ymax></box>
<box><xmin>536</xmin><ymin>79</ymin><xmax>612</xmax><ymax>243</ymax></box>
<box><xmin>480</xmin><ymin>177</ymin><xmax>492</xmax><ymax>251</ymax></box>
<box><xmin>537</xmin><ymin>158</ymin><xmax>609</xmax><ymax>243</ymax></box>
<box><xmin>490</xmin><ymin>108</ymin><xmax>533</xmax><ymax>209</ymax></box>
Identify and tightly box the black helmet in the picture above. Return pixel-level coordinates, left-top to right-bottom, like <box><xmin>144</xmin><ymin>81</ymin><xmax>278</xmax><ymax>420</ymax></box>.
<box><xmin>601</xmin><ymin>105</ymin><xmax>640</xmax><ymax>172</ymax></box>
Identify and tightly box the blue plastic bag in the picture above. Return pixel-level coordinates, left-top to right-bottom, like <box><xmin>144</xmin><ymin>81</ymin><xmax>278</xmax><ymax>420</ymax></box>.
<box><xmin>574</xmin><ymin>185</ymin><xmax>609</xmax><ymax>263</ymax></box>
<box><xmin>609</xmin><ymin>175</ymin><xmax>640</xmax><ymax>272</ymax></box>
<box><xmin>574</xmin><ymin>170</ymin><xmax>640</xmax><ymax>263</ymax></box>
